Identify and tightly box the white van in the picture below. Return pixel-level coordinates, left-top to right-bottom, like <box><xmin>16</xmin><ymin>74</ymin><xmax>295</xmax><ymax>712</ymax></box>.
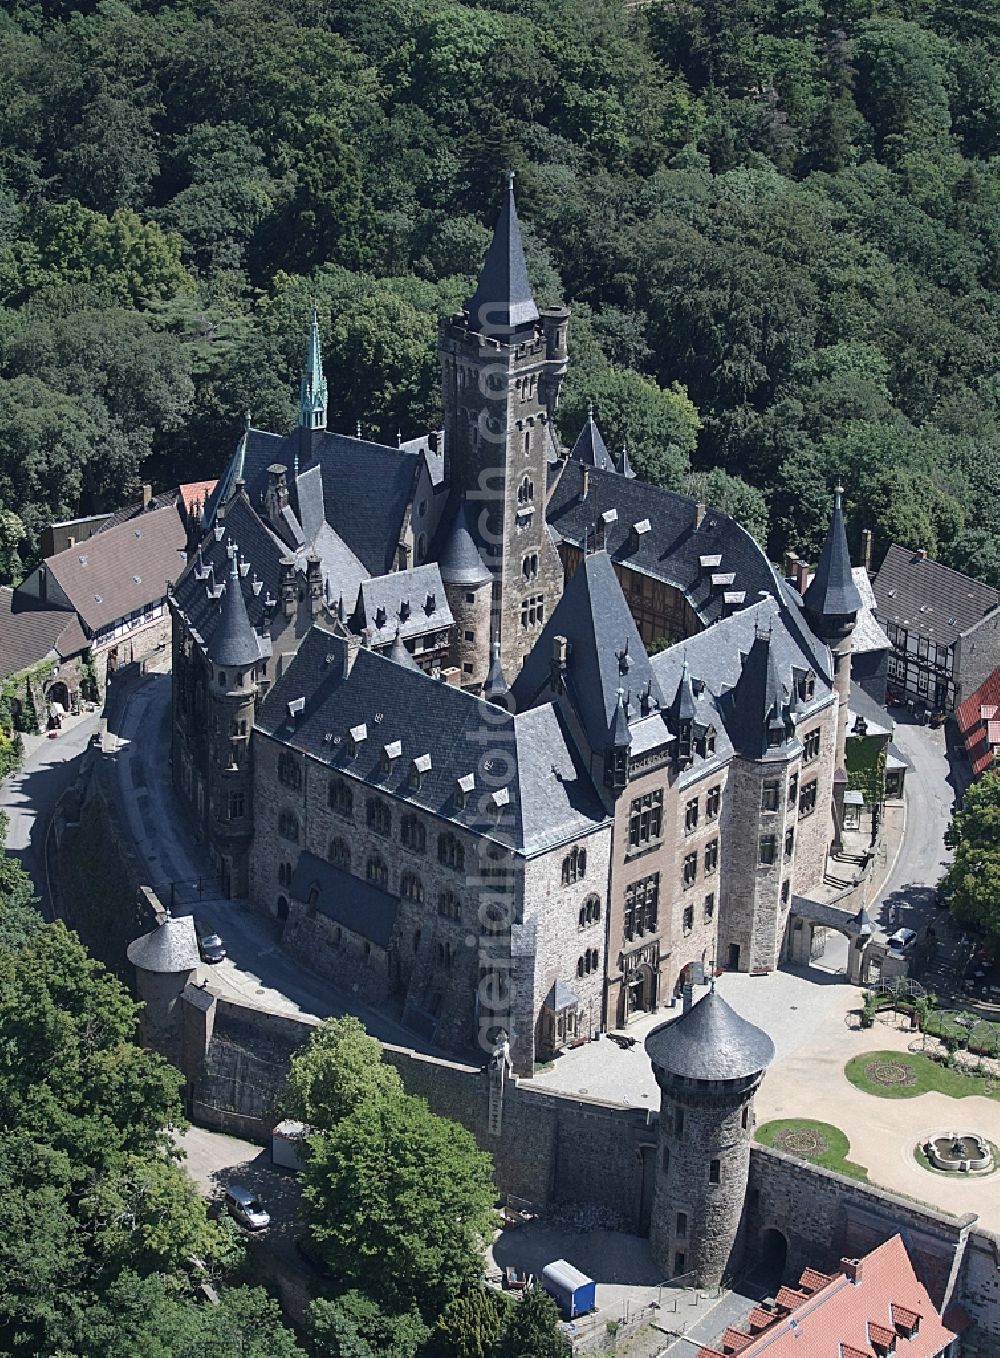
<box><xmin>223</xmin><ymin>1184</ymin><xmax>270</xmax><ymax>1231</ymax></box>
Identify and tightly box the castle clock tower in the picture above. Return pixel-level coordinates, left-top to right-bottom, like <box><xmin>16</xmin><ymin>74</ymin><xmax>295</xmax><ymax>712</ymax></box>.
<box><xmin>438</xmin><ymin>173</ymin><xmax>570</xmax><ymax>682</ymax></box>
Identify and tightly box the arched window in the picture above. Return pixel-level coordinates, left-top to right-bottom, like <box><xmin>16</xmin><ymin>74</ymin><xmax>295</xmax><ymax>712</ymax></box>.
<box><xmin>278</xmin><ymin>810</ymin><xmax>299</xmax><ymax>842</ymax></box>
<box><xmin>328</xmin><ymin>837</ymin><xmax>351</xmax><ymax>869</ymax></box>
<box><xmin>561</xmin><ymin>846</ymin><xmax>587</xmax><ymax>886</ymax></box>
<box><xmin>277</xmin><ymin>861</ymin><xmax>292</xmax><ymax>887</ymax></box>
<box><xmin>437</xmin><ymin>940</ymin><xmax>454</xmax><ymax>968</ymax></box>
<box><xmin>366</xmin><ymin>855</ymin><xmax>388</xmax><ymax>888</ymax></box>
<box><xmin>577</xmin><ymin>956</ymin><xmax>585</xmax><ymax>978</ymax></box>
<box><xmin>438</xmin><ymin>891</ymin><xmax>462</xmax><ymax>921</ymax></box>
<box><xmin>437</xmin><ymin>832</ymin><xmax>465</xmax><ymax>872</ymax></box>
<box><xmin>366</xmin><ymin>797</ymin><xmax>392</xmax><ymax>837</ymax></box>
<box><xmin>579</xmin><ymin>894</ymin><xmax>601</xmax><ymax>928</ymax></box>
<box><xmin>401</xmin><ymin>814</ymin><xmax>426</xmax><ymax>853</ymax></box>
<box><xmin>400</xmin><ymin>872</ymin><xmax>424</xmax><ymax>903</ymax></box>
<box><xmin>578</xmin><ymin>948</ymin><xmax>601</xmax><ymax>976</ymax></box>
<box><xmin>328</xmin><ymin>778</ymin><xmax>353</xmax><ymax>818</ymax></box>
<box><xmin>517</xmin><ymin>475</ymin><xmax>534</xmax><ymax>506</ymax></box>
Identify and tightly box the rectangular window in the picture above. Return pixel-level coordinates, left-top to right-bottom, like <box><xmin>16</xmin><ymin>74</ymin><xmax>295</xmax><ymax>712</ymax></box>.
<box><xmin>704</xmin><ymin>892</ymin><xmax>715</xmax><ymax>923</ymax></box>
<box><xmin>683</xmin><ymin>903</ymin><xmax>694</xmax><ymax>934</ymax></box>
<box><xmin>803</xmin><ymin>729</ymin><xmax>821</xmax><ymax>763</ymax></box>
<box><xmin>784</xmin><ymin>827</ymin><xmax>795</xmax><ymax>859</ymax></box>
<box><xmin>704</xmin><ymin>838</ymin><xmax>719</xmax><ymax>875</ymax></box>
<box><xmin>709</xmin><ymin>1159</ymin><xmax>721</xmax><ymax>1184</ymax></box>
<box><xmin>800</xmin><ymin>780</ymin><xmax>818</xmax><ymax>817</ymax></box>
<box><xmin>706</xmin><ymin>785</ymin><xmax>721</xmax><ymax>819</ymax></box>
<box><xmin>684</xmin><ymin>797</ymin><xmax>699</xmax><ymax>833</ymax></box>
<box><xmin>761</xmin><ymin>780</ymin><xmax>779</xmax><ymax>812</ymax></box>
<box><xmin>781</xmin><ymin>879</ymin><xmax>791</xmax><ymax>905</ymax></box>
<box><xmin>228</xmin><ymin>792</ymin><xmax>245</xmax><ymax>820</ymax></box>
<box><xmin>682</xmin><ymin>852</ymin><xmax>698</xmax><ymax>888</ymax></box>
<box><xmin>676</xmin><ymin>1211</ymin><xmax>688</xmax><ymax>1236</ymax></box>
<box><xmin>788</xmin><ymin>772</ymin><xmax>798</xmax><ymax>805</ymax></box>
<box><xmin>628</xmin><ymin>789</ymin><xmax>664</xmax><ymax>850</ymax></box>
<box><xmin>759</xmin><ymin>835</ymin><xmax>777</xmax><ymax>866</ymax></box>
<box><xmin>624</xmin><ymin>873</ymin><xmax>660</xmax><ymax>941</ymax></box>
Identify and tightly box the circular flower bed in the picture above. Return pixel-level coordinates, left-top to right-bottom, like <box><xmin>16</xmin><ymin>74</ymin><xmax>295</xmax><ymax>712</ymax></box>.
<box><xmin>775</xmin><ymin>1127</ymin><xmax>829</xmax><ymax>1157</ymax></box>
<box><xmin>866</xmin><ymin>1059</ymin><xmax>917</xmax><ymax>1088</ymax></box>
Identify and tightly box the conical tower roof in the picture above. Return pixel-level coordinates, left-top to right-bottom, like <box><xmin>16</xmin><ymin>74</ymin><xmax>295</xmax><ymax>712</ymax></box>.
<box><xmin>645</xmin><ymin>987</ymin><xmax>774</xmax><ymax>1081</ymax></box>
<box><xmin>207</xmin><ymin>551</ymin><xmax>261</xmax><ymax>667</ymax></box>
<box><xmin>803</xmin><ymin>486</ymin><xmax>862</xmax><ymax>618</ymax></box>
<box><xmin>484</xmin><ymin>642</ymin><xmax>509</xmax><ymax>701</ymax></box>
<box><xmin>609</xmin><ymin>688</ymin><xmax>631</xmax><ymax>748</ymax></box>
<box><xmin>439</xmin><ymin>500</ymin><xmax>491</xmax><ymax>586</ymax></box>
<box><xmin>620</xmin><ymin>442</ymin><xmax>636</xmax><ymax>479</ymax></box>
<box><xmin>569</xmin><ymin>405</ymin><xmax>615</xmax><ymax>473</ymax></box>
<box><xmin>126</xmin><ymin>913</ymin><xmax>200</xmax><ymax>975</ymax></box>
<box><xmin>669</xmin><ymin>654</ymin><xmax>697</xmax><ymax>731</ymax></box>
<box><xmin>466</xmin><ymin>173</ymin><xmax>539</xmax><ymax>335</ymax></box>
<box><xmin>299</xmin><ymin>306</ymin><xmax>328</xmax><ymax>431</ymax></box>
<box><xmin>723</xmin><ymin>627</ymin><xmax>789</xmax><ymax>758</ymax></box>
<box><xmin>389</xmin><ymin>628</ymin><xmax>420</xmax><ymax>672</ymax></box>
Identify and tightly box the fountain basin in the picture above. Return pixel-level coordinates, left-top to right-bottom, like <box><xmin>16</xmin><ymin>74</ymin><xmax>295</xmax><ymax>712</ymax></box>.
<box><xmin>922</xmin><ymin>1131</ymin><xmax>993</xmax><ymax>1173</ymax></box>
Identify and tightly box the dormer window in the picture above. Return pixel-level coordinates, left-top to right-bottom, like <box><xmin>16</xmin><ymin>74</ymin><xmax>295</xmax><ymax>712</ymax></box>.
<box><xmin>375</xmin><ymin>606</ymin><xmax>387</xmax><ymax>628</ymax></box>
<box><xmin>705</xmin><ymin>726</ymin><xmax>717</xmax><ymax>755</ymax></box>
<box><xmin>455</xmin><ymin>773</ymin><xmax>475</xmax><ymax>809</ymax></box>
<box><xmin>800</xmin><ymin>670</ymin><xmax>816</xmax><ymax>701</ymax></box>
<box><xmin>381</xmin><ymin>740</ymin><xmax>402</xmax><ymax>775</ymax></box>
<box><xmin>346</xmin><ymin>722</ymin><xmax>367</xmax><ymax>758</ymax></box>
<box><xmin>409</xmin><ymin>753</ymin><xmax>432</xmax><ymax>789</ymax></box>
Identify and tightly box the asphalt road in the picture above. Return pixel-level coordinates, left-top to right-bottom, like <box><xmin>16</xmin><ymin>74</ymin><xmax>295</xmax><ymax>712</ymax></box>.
<box><xmin>0</xmin><ymin>710</ymin><xmax>101</xmax><ymax>917</ymax></box>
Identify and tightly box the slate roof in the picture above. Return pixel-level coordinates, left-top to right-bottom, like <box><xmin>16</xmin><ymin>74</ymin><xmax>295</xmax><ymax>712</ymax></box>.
<box><xmin>720</xmin><ymin>629</ymin><xmax>795</xmax><ymax>759</ymax></box>
<box><xmin>126</xmin><ymin>914</ymin><xmax>200</xmax><ymax>974</ymax></box>
<box><xmin>351</xmin><ymin>564</ymin><xmax>453</xmax><ymax>646</ymax></box>
<box><xmin>547</xmin><ymin>460</ymin><xmax>781</xmax><ymax>628</ymax></box>
<box><xmin>207</xmin><ymin>552</ymin><xmax>268</xmax><ymax>666</ymax></box>
<box><xmin>438</xmin><ymin>500</ymin><xmax>491</xmax><ymax>586</ymax></box>
<box><xmin>569</xmin><ymin>412</ymin><xmax>616</xmax><ymax>473</ymax></box>
<box><xmin>465</xmin><ymin>176</ymin><xmax>539</xmax><ymax>335</ymax></box>
<box><xmin>544</xmin><ymin>979</ymin><xmax>581</xmax><ymax>1010</ymax></box>
<box><xmin>512</xmin><ymin>551</ymin><xmax>665</xmax><ymax>754</ymax></box>
<box><xmin>171</xmin><ymin>494</ymin><xmax>287</xmax><ymax>650</ymax></box>
<box><xmin>207</xmin><ymin>426</ymin><xmax>425</xmax><ymax>578</ymax></box>
<box><xmin>849</xmin><ymin>567</ymin><xmax>891</xmax><ymax>655</ymax></box>
<box><xmin>873</xmin><ymin>544</ymin><xmax>999</xmax><ymax>648</ymax></box>
<box><xmin>44</xmin><ymin>503</ymin><xmax>187</xmax><ymax>635</ymax></box>
<box><xmin>256</xmin><ymin>627</ymin><xmax>608</xmax><ymax>856</ymax></box>
<box><xmin>802</xmin><ymin>488</ymin><xmax>862</xmax><ymax>618</ymax></box>
<box><xmin>0</xmin><ymin>587</ymin><xmax>86</xmax><ymax>678</ymax></box>
<box><xmin>848</xmin><ymin>681</ymin><xmax>893</xmax><ymax>740</ymax></box>
<box><xmin>645</xmin><ymin>987</ymin><xmax>774</xmax><ymax>1080</ymax></box>
<box><xmin>289</xmin><ymin>850</ymin><xmax>399</xmax><ymax>947</ymax></box>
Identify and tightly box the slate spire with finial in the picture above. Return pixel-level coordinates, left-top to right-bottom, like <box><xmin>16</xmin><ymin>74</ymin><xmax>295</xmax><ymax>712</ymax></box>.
<box><xmin>465</xmin><ymin>170</ymin><xmax>539</xmax><ymax>337</ymax></box>
<box><xmin>298</xmin><ymin>306</ymin><xmax>328</xmax><ymax>433</ymax></box>
<box><xmin>207</xmin><ymin>548</ymin><xmax>260</xmax><ymax>667</ymax></box>
<box><xmin>803</xmin><ymin>484</ymin><xmax>862</xmax><ymax>619</ymax></box>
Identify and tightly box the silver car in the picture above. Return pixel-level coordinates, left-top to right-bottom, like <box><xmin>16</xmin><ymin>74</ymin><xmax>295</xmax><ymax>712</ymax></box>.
<box><xmin>224</xmin><ymin>1184</ymin><xmax>270</xmax><ymax>1230</ymax></box>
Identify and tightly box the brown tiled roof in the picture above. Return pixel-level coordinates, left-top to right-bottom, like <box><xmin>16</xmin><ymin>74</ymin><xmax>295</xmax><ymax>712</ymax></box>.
<box><xmin>890</xmin><ymin>1303</ymin><xmax>921</xmax><ymax>1332</ymax></box>
<box><xmin>800</xmin><ymin>1267</ymin><xmax>838</xmax><ymax>1294</ymax></box>
<box><xmin>45</xmin><ymin>503</ymin><xmax>187</xmax><ymax>634</ymax></box>
<box><xmin>955</xmin><ymin>666</ymin><xmax>1000</xmax><ymax>776</ymax></box>
<box><xmin>748</xmin><ymin>1306</ymin><xmax>776</xmax><ymax>1331</ymax></box>
<box><xmin>720</xmin><ymin>1326</ymin><xmax>753</xmax><ymax>1354</ymax></box>
<box><xmin>775</xmin><ymin>1286</ymin><xmax>810</xmax><ymax>1309</ymax></box>
<box><xmin>873</xmin><ymin>543</ymin><xmax>999</xmax><ymax>648</ymax></box>
<box><xmin>868</xmin><ymin>1320</ymin><xmax>896</xmax><ymax>1349</ymax></box>
<box><xmin>0</xmin><ymin>587</ymin><xmax>87</xmax><ymax>679</ymax></box>
<box><xmin>840</xmin><ymin>1346</ymin><xmax>873</xmax><ymax>1358</ymax></box>
<box><xmin>179</xmin><ymin>479</ymin><xmax>217</xmax><ymax>514</ymax></box>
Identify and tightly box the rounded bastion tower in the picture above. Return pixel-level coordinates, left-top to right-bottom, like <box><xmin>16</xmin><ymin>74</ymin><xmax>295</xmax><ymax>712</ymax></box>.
<box><xmin>645</xmin><ymin>987</ymin><xmax>774</xmax><ymax>1288</ymax></box>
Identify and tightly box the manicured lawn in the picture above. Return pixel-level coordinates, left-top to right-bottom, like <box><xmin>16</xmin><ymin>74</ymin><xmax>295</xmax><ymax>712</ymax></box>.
<box><xmin>756</xmin><ymin>1119</ymin><xmax>869</xmax><ymax>1181</ymax></box>
<box><xmin>844</xmin><ymin>1050</ymin><xmax>1000</xmax><ymax>1101</ymax></box>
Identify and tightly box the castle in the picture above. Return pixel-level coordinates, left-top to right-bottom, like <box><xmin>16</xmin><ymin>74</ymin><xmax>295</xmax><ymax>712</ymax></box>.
<box><xmin>169</xmin><ymin>177</ymin><xmax>864</xmax><ymax>1076</ymax></box>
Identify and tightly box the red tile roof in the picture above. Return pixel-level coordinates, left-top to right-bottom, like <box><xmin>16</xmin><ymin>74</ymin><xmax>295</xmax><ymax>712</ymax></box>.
<box><xmin>868</xmin><ymin>1320</ymin><xmax>896</xmax><ymax>1349</ymax></box>
<box><xmin>722</xmin><ymin>1237</ymin><xmax>954</xmax><ymax>1358</ymax></box>
<box><xmin>955</xmin><ymin>665</ymin><xmax>1000</xmax><ymax>776</ymax></box>
<box><xmin>801</xmin><ymin>1267</ymin><xmax>838</xmax><ymax>1294</ymax></box>
<box><xmin>179</xmin><ymin>479</ymin><xmax>217</xmax><ymax>515</ymax></box>
<box><xmin>720</xmin><ymin>1326</ymin><xmax>754</xmax><ymax>1353</ymax></box>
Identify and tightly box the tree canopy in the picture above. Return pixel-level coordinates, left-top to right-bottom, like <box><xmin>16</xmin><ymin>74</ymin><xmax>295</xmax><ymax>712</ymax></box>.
<box><xmin>944</xmin><ymin>769</ymin><xmax>1000</xmax><ymax>951</ymax></box>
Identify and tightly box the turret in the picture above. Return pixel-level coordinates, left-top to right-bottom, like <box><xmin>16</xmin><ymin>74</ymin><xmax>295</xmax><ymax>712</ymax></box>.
<box><xmin>604</xmin><ymin>688</ymin><xmax>631</xmax><ymax>791</ymax></box>
<box><xmin>298</xmin><ymin>307</ymin><xmax>328</xmax><ymax>461</ymax></box>
<box><xmin>669</xmin><ymin>655</ymin><xmax>697</xmax><ymax>767</ymax></box>
<box><xmin>646</xmin><ymin>988</ymin><xmax>774</xmax><ymax>1287</ymax></box>
<box><xmin>439</xmin><ymin>499</ymin><xmax>492</xmax><ymax>688</ymax></box>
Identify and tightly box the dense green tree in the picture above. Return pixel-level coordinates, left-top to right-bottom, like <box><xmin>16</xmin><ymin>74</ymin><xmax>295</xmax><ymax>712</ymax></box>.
<box><xmin>943</xmin><ymin>769</ymin><xmax>1000</xmax><ymax>952</ymax></box>
<box><xmin>284</xmin><ymin>1014</ymin><xmax>404</xmax><ymax>1128</ymax></box>
<box><xmin>685</xmin><ymin>468</ymin><xmax>769</xmax><ymax>545</ymax></box>
<box><xmin>492</xmin><ymin>1287</ymin><xmax>570</xmax><ymax>1358</ymax></box>
<box><xmin>427</xmin><ymin>1289</ymin><xmax>512</xmax><ymax>1358</ymax></box>
<box><xmin>302</xmin><ymin>1089</ymin><xmax>496</xmax><ymax>1320</ymax></box>
<box><xmin>306</xmin><ymin>1290</ymin><xmax>427</xmax><ymax>1358</ymax></box>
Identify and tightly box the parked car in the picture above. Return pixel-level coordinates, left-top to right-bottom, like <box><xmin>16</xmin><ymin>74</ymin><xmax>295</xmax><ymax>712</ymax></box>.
<box><xmin>223</xmin><ymin>1184</ymin><xmax>270</xmax><ymax>1231</ymax></box>
<box><xmin>888</xmin><ymin>927</ymin><xmax>918</xmax><ymax>953</ymax></box>
<box><xmin>198</xmin><ymin>931</ymin><xmax>226</xmax><ymax>964</ymax></box>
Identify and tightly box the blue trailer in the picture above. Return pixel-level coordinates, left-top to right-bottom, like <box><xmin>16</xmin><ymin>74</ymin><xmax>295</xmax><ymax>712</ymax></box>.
<box><xmin>540</xmin><ymin>1259</ymin><xmax>597</xmax><ymax>1319</ymax></box>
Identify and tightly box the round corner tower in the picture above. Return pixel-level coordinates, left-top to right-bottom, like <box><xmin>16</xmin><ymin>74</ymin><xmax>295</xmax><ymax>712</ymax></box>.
<box><xmin>438</xmin><ymin>498</ymin><xmax>493</xmax><ymax>689</ymax></box>
<box><xmin>126</xmin><ymin>912</ymin><xmax>201</xmax><ymax>1057</ymax></box>
<box><xmin>645</xmin><ymin>988</ymin><xmax>774</xmax><ymax>1288</ymax></box>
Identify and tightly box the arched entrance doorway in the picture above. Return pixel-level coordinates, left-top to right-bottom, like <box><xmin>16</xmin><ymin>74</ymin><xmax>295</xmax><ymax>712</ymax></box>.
<box><xmin>756</xmin><ymin>1228</ymin><xmax>788</xmax><ymax>1288</ymax></box>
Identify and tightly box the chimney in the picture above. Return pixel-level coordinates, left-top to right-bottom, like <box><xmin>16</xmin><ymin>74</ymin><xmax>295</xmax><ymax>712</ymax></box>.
<box><xmin>306</xmin><ymin>552</ymin><xmax>323</xmax><ymax>617</ymax></box>
<box><xmin>280</xmin><ymin>556</ymin><xmax>297</xmax><ymax>619</ymax></box>
<box><xmin>784</xmin><ymin>550</ymin><xmax>800</xmax><ymax>585</ymax></box>
<box><xmin>551</xmin><ymin>634</ymin><xmax>569</xmax><ymax>693</ymax></box>
<box><xmin>916</xmin><ymin>548</ymin><xmax>928</xmax><ymax>561</ymax></box>
<box><xmin>841</xmin><ymin>1258</ymin><xmax>863</xmax><ymax>1284</ymax></box>
<box><xmin>860</xmin><ymin>528</ymin><xmax>873</xmax><ymax>572</ymax></box>
<box><xmin>694</xmin><ymin>501</ymin><xmax>706</xmax><ymax>529</ymax></box>
<box><xmin>580</xmin><ymin>467</ymin><xmax>590</xmax><ymax>501</ymax></box>
<box><xmin>630</xmin><ymin>519</ymin><xmax>652</xmax><ymax>553</ymax></box>
<box><xmin>795</xmin><ymin>559</ymin><xmax>810</xmax><ymax>594</ymax></box>
<box><xmin>266</xmin><ymin>463</ymin><xmax>289</xmax><ymax>527</ymax></box>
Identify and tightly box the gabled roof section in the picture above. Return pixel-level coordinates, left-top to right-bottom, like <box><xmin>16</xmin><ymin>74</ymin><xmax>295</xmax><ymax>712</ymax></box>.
<box><xmin>955</xmin><ymin>664</ymin><xmax>1000</xmax><ymax>776</ymax></box>
<box><xmin>465</xmin><ymin>173</ymin><xmax>539</xmax><ymax>336</ymax></box>
<box><xmin>803</xmin><ymin>488</ymin><xmax>862</xmax><ymax>618</ymax></box>
<box><xmin>45</xmin><ymin>503</ymin><xmax>187</xmax><ymax>634</ymax></box>
<box><xmin>351</xmin><ymin>564</ymin><xmax>452</xmax><ymax>647</ymax></box>
<box><xmin>0</xmin><ymin>588</ymin><xmax>86</xmax><ymax>678</ymax></box>
<box><xmin>511</xmin><ymin>550</ymin><xmax>664</xmax><ymax>754</ymax></box>
<box><xmin>873</xmin><ymin>544</ymin><xmax>999</xmax><ymax>648</ymax></box>
<box><xmin>256</xmin><ymin>627</ymin><xmax>607</xmax><ymax>856</ymax></box>
<box><xmin>569</xmin><ymin>409</ymin><xmax>616</xmax><ymax>473</ymax></box>
<box><xmin>721</xmin><ymin>627</ymin><xmax>793</xmax><ymax>759</ymax></box>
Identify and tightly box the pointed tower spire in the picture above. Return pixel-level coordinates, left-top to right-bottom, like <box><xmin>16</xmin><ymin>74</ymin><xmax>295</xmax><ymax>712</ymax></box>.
<box><xmin>803</xmin><ymin>485</ymin><xmax>862</xmax><ymax>619</ymax></box>
<box><xmin>620</xmin><ymin>441</ymin><xmax>636</xmax><ymax>479</ymax></box>
<box><xmin>484</xmin><ymin>641</ymin><xmax>509</xmax><ymax>704</ymax></box>
<box><xmin>465</xmin><ymin>171</ymin><xmax>539</xmax><ymax>337</ymax></box>
<box><xmin>298</xmin><ymin>306</ymin><xmax>328</xmax><ymax>433</ymax></box>
<box><xmin>207</xmin><ymin>550</ymin><xmax>260</xmax><ymax>667</ymax></box>
<box><xmin>389</xmin><ymin>627</ymin><xmax>420</xmax><ymax>672</ymax></box>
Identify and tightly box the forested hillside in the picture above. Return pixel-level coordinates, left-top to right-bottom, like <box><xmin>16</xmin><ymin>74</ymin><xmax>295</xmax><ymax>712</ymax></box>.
<box><xmin>0</xmin><ymin>0</ymin><xmax>997</xmax><ymax>585</ymax></box>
